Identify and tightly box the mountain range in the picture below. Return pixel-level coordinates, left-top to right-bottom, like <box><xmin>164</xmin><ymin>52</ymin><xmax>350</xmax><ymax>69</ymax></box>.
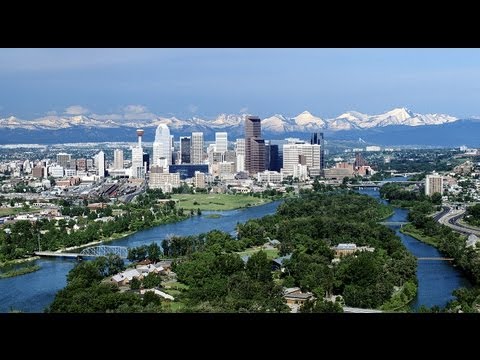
<box><xmin>0</xmin><ymin>107</ymin><xmax>478</xmax><ymax>146</ymax></box>
<box><xmin>0</xmin><ymin>107</ymin><xmax>458</xmax><ymax>132</ymax></box>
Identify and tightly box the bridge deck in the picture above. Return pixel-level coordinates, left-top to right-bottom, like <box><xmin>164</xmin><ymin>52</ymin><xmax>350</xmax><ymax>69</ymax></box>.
<box><xmin>416</xmin><ymin>257</ymin><xmax>454</xmax><ymax>261</ymax></box>
<box><xmin>35</xmin><ymin>251</ymin><xmax>80</xmax><ymax>258</ymax></box>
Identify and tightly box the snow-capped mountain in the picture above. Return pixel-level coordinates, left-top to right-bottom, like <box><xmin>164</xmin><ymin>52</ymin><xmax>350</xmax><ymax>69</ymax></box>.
<box><xmin>0</xmin><ymin>108</ymin><xmax>459</xmax><ymax>134</ymax></box>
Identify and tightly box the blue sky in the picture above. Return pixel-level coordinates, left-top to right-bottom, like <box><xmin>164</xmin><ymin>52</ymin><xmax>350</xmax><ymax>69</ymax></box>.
<box><xmin>1</xmin><ymin>48</ymin><xmax>480</xmax><ymax>120</ymax></box>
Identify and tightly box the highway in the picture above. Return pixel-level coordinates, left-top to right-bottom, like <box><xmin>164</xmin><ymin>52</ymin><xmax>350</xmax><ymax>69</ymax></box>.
<box><xmin>435</xmin><ymin>205</ymin><xmax>480</xmax><ymax>236</ymax></box>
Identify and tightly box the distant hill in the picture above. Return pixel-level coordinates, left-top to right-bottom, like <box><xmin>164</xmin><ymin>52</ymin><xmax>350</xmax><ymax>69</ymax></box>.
<box><xmin>0</xmin><ymin>108</ymin><xmax>477</xmax><ymax>146</ymax></box>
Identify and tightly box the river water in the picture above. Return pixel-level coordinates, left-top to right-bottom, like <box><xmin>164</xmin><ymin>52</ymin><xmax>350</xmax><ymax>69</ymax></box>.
<box><xmin>358</xmin><ymin>185</ymin><xmax>470</xmax><ymax>310</ymax></box>
<box><xmin>0</xmin><ymin>187</ymin><xmax>471</xmax><ymax>312</ymax></box>
<box><xmin>0</xmin><ymin>201</ymin><xmax>282</xmax><ymax>313</ymax></box>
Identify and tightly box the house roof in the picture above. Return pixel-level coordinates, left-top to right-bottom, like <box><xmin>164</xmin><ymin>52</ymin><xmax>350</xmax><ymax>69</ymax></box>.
<box><xmin>272</xmin><ymin>254</ymin><xmax>292</xmax><ymax>266</ymax></box>
<box><xmin>284</xmin><ymin>293</ymin><xmax>313</xmax><ymax>300</ymax></box>
<box><xmin>336</xmin><ymin>243</ymin><xmax>357</xmax><ymax>250</ymax></box>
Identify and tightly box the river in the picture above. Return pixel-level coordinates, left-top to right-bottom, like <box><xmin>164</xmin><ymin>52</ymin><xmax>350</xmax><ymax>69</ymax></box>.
<box><xmin>358</xmin><ymin>183</ymin><xmax>470</xmax><ymax>310</ymax></box>
<box><xmin>0</xmin><ymin>201</ymin><xmax>282</xmax><ymax>313</ymax></box>
<box><xmin>0</xmin><ymin>187</ymin><xmax>471</xmax><ymax>312</ymax></box>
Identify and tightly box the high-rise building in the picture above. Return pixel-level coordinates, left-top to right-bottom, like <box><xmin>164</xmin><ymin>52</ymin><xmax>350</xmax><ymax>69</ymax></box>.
<box><xmin>191</xmin><ymin>132</ymin><xmax>204</xmax><ymax>164</ymax></box>
<box><xmin>215</xmin><ymin>132</ymin><xmax>228</xmax><ymax>153</ymax></box>
<box><xmin>245</xmin><ymin>116</ymin><xmax>265</xmax><ymax>174</ymax></box>
<box><xmin>96</xmin><ymin>151</ymin><xmax>105</xmax><ymax>178</ymax></box>
<box><xmin>425</xmin><ymin>174</ymin><xmax>444</xmax><ymax>196</ymax></box>
<box><xmin>152</xmin><ymin>124</ymin><xmax>172</xmax><ymax>167</ymax></box>
<box><xmin>282</xmin><ymin>142</ymin><xmax>320</xmax><ymax>176</ymax></box>
<box><xmin>235</xmin><ymin>138</ymin><xmax>245</xmax><ymax>173</ymax></box>
<box><xmin>56</xmin><ymin>153</ymin><xmax>71</xmax><ymax>168</ymax></box>
<box><xmin>113</xmin><ymin>149</ymin><xmax>124</xmax><ymax>169</ymax></box>
<box><xmin>76</xmin><ymin>158</ymin><xmax>87</xmax><ymax>171</ymax></box>
<box><xmin>265</xmin><ymin>142</ymin><xmax>280</xmax><ymax>172</ymax></box>
<box><xmin>131</xmin><ymin>129</ymin><xmax>145</xmax><ymax>178</ymax></box>
<box><xmin>180</xmin><ymin>136</ymin><xmax>191</xmax><ymax>164</ymax></box>
<box><xmin>311</xmin><ymin>132</ymin><xmax>325</xmax><ymax>170</ymax></box>
<box><xmin>143</xmin><ymin>152</ymin><xmax>150</xmax><ymax>172</ymax></box>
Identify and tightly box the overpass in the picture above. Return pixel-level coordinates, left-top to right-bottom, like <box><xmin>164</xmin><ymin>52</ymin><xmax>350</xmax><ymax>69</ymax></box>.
<box><xmin>348</xmin><ymin>180</ymin><xmax>423</xmax><ymax>188</ymax></box>
<box><xmin>35</xmin><ymin>245</ymin><xmax>128</xmax><ymax>259</ymax></box>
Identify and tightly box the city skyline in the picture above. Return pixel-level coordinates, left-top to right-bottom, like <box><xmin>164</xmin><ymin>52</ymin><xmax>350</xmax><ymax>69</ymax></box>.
<box><xmin>3</xmin><ymin>49</ymin><xmax>480</xmax><ymax>120</ymax></box>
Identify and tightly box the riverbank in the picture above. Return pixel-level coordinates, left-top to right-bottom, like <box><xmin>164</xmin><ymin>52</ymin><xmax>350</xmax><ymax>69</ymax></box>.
<box><xmin>0</xmin><ymin>264</ymin><xmax>40</xmax><ymax>279</ymax></box>
<box><xmin>171</xmin><ymin>193</ymin><xmax>274</xmax><ymax>211</ymax></box>
<box><xmin>400</xmin><ymin>224</ymin><xmax>438</xmax><ymax>247</ymax></box>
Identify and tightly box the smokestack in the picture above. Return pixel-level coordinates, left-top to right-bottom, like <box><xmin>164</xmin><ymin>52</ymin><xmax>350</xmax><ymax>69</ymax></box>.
<box><xmin>136</xmin><ymin>129</ymin><xmax>144</xmax><ymax>148</ymax></box>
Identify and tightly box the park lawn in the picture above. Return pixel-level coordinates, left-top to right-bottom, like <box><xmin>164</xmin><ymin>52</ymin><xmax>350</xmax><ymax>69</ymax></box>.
<box><xmin>172</xmin><ymin>193</ymin><xmax>271</xmax><ymax>211</ymax></box>
<box><xmin>237</xmin><ymin>247</ymin><xmax>279</xmax><ymax>260</ymax></box>
<box><xmin>0</xmin><ymin>207</ymin><xmax>33</xmax><ymax>216</ymax></box>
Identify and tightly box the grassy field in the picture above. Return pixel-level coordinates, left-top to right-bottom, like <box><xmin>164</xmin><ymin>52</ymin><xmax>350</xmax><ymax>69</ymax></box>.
<box><xmin>237</xmin><ymin>247</ymin><xmax>279</xmax><ymax>260</ymax></box>
<box><xmin>172</xmin><ymin>194</ymin><xmax>272</xmax><ymax>211</ymax></box>
<box><xmin>0</xmin><ymin>207</ymin><xmax>30</xmax><ymax>216</ymax></box>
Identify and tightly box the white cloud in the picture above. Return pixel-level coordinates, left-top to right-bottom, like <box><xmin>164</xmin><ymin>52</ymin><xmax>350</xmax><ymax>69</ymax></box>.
<box><xmin>239</xmin><ymin>107</ymin><xmax>249</xmax><ymax>113</ymax></box>
<box><xmin>46</xmin><ymin>110</ymin><xmax>57</xmax><ymax>116</ymax></box>
<box><xmin>188</xmin><ymin>104</ymin><xmax>199</xmax><ymax>114</ymax></box>
<box><xmin>65</xmin><ymin>105</ymin><xmax>89</xmax><ymax>115</ymax></box>
<box><xmin>123</xmin><ymin>105</ymin><xmax>148</xmax><ymax>114</ymax></box>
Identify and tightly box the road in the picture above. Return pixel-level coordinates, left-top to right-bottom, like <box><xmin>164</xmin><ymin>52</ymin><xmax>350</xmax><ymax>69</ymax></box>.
<box><xmin>436</xmin><ymin>205</ymin><xmax>480</xmax><ymax>236</ymax></box>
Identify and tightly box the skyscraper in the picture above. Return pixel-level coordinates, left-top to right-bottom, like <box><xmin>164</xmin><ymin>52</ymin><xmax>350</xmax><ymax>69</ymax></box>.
<box><xmin>113</xmin><ymin>149</ymin><xmax>124</xmax><ymax>169</ymax></box>
<box><xmin>131</xmin><ymin>129</ymin><xmax>145</xmax><ymax>178</ymax></box>
<box><xmin>96</xmin><ymin>151</ymin><xmax>105</xmax><ymax>178</ymax></box>
<box><xmin>265</xmin><ymin>142</ymin><xmax>280</xmax><ymax>171</ymax></box>
<box><xmin>215</xmin><ymin>132</ymin><xmax>228</xmax><ymax>153</ymax></box>
<box><xmin>245</xmin><ymin>116</ymin><xmax>265</xmax><ymax>174</ymax></box>
<box><xmin>180</xmin><ymin>136</ymin><xmax>191</xmax><ymax>164</ymax></box>
<box><xmin>153</xmin><ymin>124</ymin><xmax>172</xmax><ymax>167</ymax></box>
<box><xmin>191</xmin><ymin>132</ymin><xmax>204</xmax><ymax>164</ymax></box>
<box><xmin>235</xmin><ymin>138</ymin><xmax>245</xmax><ymax>173</ymax></box>
<box><xmin>311</xmin><ymin>132</ymin><xmax>325</xmax><ymax>170</ymax></box>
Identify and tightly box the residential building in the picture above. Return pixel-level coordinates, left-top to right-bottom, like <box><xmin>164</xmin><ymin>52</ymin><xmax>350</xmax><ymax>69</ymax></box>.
<box><xmin>425</xmin><ymin>174</ymin><xmax>444</xmax><ymax>196</ymax></box>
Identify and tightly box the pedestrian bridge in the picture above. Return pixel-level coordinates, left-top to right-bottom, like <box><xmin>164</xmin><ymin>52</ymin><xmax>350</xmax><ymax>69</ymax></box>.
<box><xmin>379</xmin><ymin>221</ymin><xmax>409</xmax><ymax>226</ymax></box>
<box><xmin>35</xmin><ymin>245</ymin><xmax>128</xmax><ymax>259</ymax></box>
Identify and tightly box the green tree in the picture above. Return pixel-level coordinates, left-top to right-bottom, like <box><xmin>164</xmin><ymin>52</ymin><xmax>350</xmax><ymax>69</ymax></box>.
<box><xmin>246</xmin><ymin>251</ymin><xmax>272</xmax><ymax>283</ymax></box>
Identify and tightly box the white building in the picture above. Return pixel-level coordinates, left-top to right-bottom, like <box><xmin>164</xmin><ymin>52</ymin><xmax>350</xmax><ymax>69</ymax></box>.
<box><xmin>365</xmin><ymin>146</ymin><xmax>381</xmax><ymax>152</ymax></box>
<box><xmin>194</xmin><ymin>171</ymin><xmax>206</xmax><ymax>189</ymax></box>
<box><xmin>113</xmin><ymin>149</ymin><xmax>124</xmax><ymax>169</ymax></box>
<box><xmin>96</xmin><ymin>151</ymin><xmax>105</xmax><ymax>178</ymax></box>
<box><xmin>64</xmin><ymin>169</ymin><xmax>77</xmax><ymax>177</ymax></box>
<box><xmin>215</xmin><ymin>132</ymin><xmax>228</xmax><ymax>153</ymax></box>
<box><xmin>191</xmin><ymin>132</ymin><xmax>204</xmax><ymax>164</ymax></box>
<box><xmin>257</xmin><ymin>170</ymin><xmax>283</xmax><ymax>184</ymax></box>
<box><xmin>282</xmin><ymin>142</ymin><xmax>320</xmax><ymax>176</ymax></box>
<box><xmin>49</xmin><ymin>166</ymin><xmax>64</xmax><ymax>178</ymax></box>
<box><xmin>131</xmin><ymin>129</ymin><xmax>145</xmax><ymax>179</ymax></box>
<box><xmin>152</xmin><ymin>124</ymin><xmax>172</xmax><ymax>167</ymax></box>
<box><xmin>149</xmin><ymin>171</ymin><xmax>181</xmax><ymax>193</ymax></box>
<box><xmin>235</xmin><ymin>138</ymin><xmax>245</xmax><ymax>173</ymax></box>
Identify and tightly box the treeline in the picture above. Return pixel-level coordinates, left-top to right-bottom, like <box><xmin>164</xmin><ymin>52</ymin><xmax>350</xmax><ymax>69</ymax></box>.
<box><xmin>0</xmin><ymin>189</ymin><xmax>188</xmax><ymax>261</ymax></box>
<box><xmin>380</xmin><ymin>183</ymin><xmax>480</xmax><ymax>312</ymax></box>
